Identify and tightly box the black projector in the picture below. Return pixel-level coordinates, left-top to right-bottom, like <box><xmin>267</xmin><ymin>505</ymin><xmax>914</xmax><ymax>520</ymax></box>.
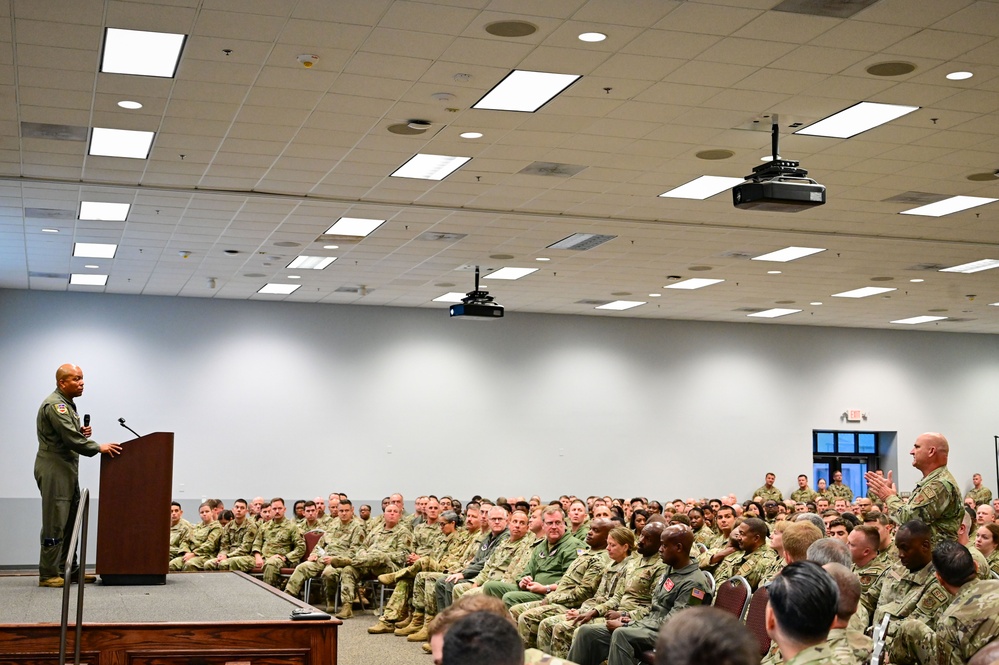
<box><xmin>449</xmin><ymin>302</ymin><xmax>504</xmax><ymax>320</ymax></box>
<box><xmin>733</xmin><ymin>179</ymin><xmax>826</xmax><ymax>212</ymax></box>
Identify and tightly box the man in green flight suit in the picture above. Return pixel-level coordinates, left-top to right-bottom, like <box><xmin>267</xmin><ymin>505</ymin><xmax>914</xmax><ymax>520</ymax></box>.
<box><xmin>35</xmin><ymin>364</ymin><xmax>121</xmax><ymax>588</ymax></box>
<box><xmin>483</xmin><ymin>504</ymin><xmax>584</xmax><ymax>609</ymax></box>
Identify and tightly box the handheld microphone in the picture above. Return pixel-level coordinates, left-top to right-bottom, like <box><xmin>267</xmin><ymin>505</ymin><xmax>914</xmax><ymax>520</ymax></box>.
<box><xmin>118</xmin><ymin>417</ymin><xmax>142</xmax><ymax>439</ymax></box>
<box><xmin>83</xmin><ymin>414</ymin><xmax>91</xmax><ymax>427</ymax></box>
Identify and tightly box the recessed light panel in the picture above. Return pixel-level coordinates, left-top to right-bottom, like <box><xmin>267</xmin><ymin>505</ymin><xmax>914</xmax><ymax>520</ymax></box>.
<box><xmin>665</xmin><ymin>278</ymin><xmax>724</xmax><ymax>290</ymax></box>
<box><xmin>939</xmin><ymin>259</ymin><xmax>999</xmax><ymax>274</ymax></box>
<box><xmin>74</xmin><ymin>243</ymin><xmax>117</xmax><ymax>259</ymax></box>
<box><xmin>484</xmin><ymin>267</ymin><xmax>538</xmax><ymax>280</ymax></box>
<box><xmin>79</xmin><ymin>201</ymin><xmax>130</xmax><ymax>221</ymax></box>
<box><xmin>748</xmin><ymin>308</ymin><xmax>801</xmax><ymax>318</ymax></box>
<box><xmin>324</xmin><ymin>217</ymin><xmax>385</xmax><ymax>237</ymax></box>
<box><xmin>899</xmin><ymin>196</ymin><xmax>997</xmax><ymax>217</ymax></box>
<box><xmin>891</xmin><ymin>315</ymin><xmax>947</xmax><ymax>325</ymax></box>
<box><xmin>391</xmin><ymin>154</ymin><xmax>470</xmax><ymax>180</ymax></box>
<box><xmin>832</xmin><ymin>286</ymin><xmax>896</xmax><ymax>298</ymax></box>
<box><xmin>578</xmin><ymin>32</ymin><xmax>606</xmax><ymax>42</ymax></box>
<box><xmin>596</xmin><ymin>300</ymin><xmax>645</xmax><ymax>310</ymax></box>
<box><xmin>473</xmin><ymin>70</ymin><xmax>581</xmax><ymax>112</ymax></box>
<box><xmin>659</xmin><ymin>176</ymin><xmax>744</xmax><ymax>200</ymax></box>
<box><xmin>89</xmin><ymin>127</ymin><xmax>155</xmax><ymax>159</ymax></box>
<box><xmin>258</xmin><ymin>283</ymin><xmax>301</xmax><ymax>295</ymax></box>
<box><xmin>102</xmin><ymin>28</ymin><xmax>186</xmax><ymax>78</ymax></box>
<box><xmin>70</xmin><ymin>273</ymin><xmax>108</xmax><ymax>286</ymax></box>
<box><xmin>794</xmin><ymin>102</ymin><xmax>919</xmax><ymax>138</ymax></box>
<box><xmin>752</xmin><ymin>246</ymin><xmax>826</xmax><ymax>262</ymax></box>
<box><xmin>433</xmin><ymin>292</ymin><xmax>466</xmax><ymax>303</ymax></box>
<box><xmin>287</xmin><ymin>256</ymin><xmax>336</xmax><ymax>270</ymax></box>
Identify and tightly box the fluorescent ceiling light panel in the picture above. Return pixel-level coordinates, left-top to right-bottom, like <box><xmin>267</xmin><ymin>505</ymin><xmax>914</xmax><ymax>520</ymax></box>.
<box><xmin>752</xmin><ymin>246</ymin><xmax>826</xmax><ymax>262</ymax></box>
<box><xmin>473</xmin><ymin>70</ymin><xmax>581</xmax><ymax>112</ymax></box>
<box><xmin>596</xmin><ymin>300</ymin><xmax>645</xmax><ymax>311</ymax></box>
<box><xmin>74</xmin><ymin>243</ymin><xmax>117</xmax><ymax>259</ymax></box>
<box><xmin>891</xmin><ymin>315</ymin><xmax>947</xmax><ymax>325</ymax></box>
<box><xmin>89</xmin><ymin>127</ymin><xmax>155</xmax><ymax>159</ymax></box>
<box><xmin>324</xmin><ymin>217</ymin><xmax>385</xmax><ymax>237</ymax></box>
<box><xmin>939</xmin><ymin>259</ymin><xmax>999</xmax><ymax>274</ymax></box>
<box><xmin>484</xmin><ymin>267</ymin><xmax>538</xmax><ymax>280</ymax></box>
<box><xmin>659</xmin><ymin>175</ymin><xmax>744</xmax><ymax>200</ymax></box>
<box><xmin>391</xmin><ymin>154</ymin><xmax>470</xmax><ymax>180</ymax></box>
<box><xmin>102</xmin><ymin>28</ymin><xmax>186</xmax><ymax>77</ymax></box>
<box><xmin>258</xmin><ymin>283</ymin><xmax>301</xmax><ymax>295</ymax></box>
<box><xmin>79</xmin><ymin>201</ymin><xmax>130</xmax><ymax>221</ymax></box>
<box><xmin>433</xmin><ymin>292</ymin><xmax>467</xmax><ymax>303</ymax></box>
<box><xmin>287</xmin><ymin>256</ymin><xmax>336</xmax><ymax>270</ymax></box>
<box><xmin>665</xmin><ymin>278</ymin><xmax>724</xmax><ymax>290</ymax></box>
<box><xmin>794</xmin><ymin>102</ymin><xmax>919</xmax><ymax>138</ymax></box>
<box><xmin>748</xmin><ymin>308</ymin><xmax>801</xmax><ymax>318</ymax></box>
<box><xmin>832</xmin><ymin>286</ymin><xmax>896</xmax><ymax>298</ymax></box>
<box><xmin>899</xmin><ymin>196</ymin><xmax>997</xmax><ymax>217</ymax></box>
<box><xmin>70</xmin><ymin>273</ymin><xmax>108</xmax><ymax>286</ymax></box>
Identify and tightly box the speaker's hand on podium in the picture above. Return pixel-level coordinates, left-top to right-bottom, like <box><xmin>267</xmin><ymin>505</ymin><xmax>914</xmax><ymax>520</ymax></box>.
<box><xmin>100</xmin><ymin>442</ymin><xmax>122</xmax><ymax>457</ymax></box>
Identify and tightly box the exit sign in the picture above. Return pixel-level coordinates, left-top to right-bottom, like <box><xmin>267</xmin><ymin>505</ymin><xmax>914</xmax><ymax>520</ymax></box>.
<box><xmin>846</xmin><ymin>409</ymin><xmax>863</xmax><ymax>422</ymax></box>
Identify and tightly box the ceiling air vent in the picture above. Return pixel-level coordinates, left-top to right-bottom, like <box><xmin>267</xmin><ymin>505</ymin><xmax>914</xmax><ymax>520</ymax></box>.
<box><xmin>883</xmin><ymin>191</ymin><xmax>946</xmax><ymax>204</ymax></box>
<box><xmin>334</xmin><ymin>286</ymin><xmax>371</xmax><ymax>294</ymax></box>
<box><xmin>519</xmin><ymin>162</ymin><xmax>587</xmax><ymax>177</ymax></box>
<box><xmin>29</xmin><ymin>271</ymin><xmax>71</xmax><ymax>279</ymax></box>
<box><xmin>906</xmin><ymin>263</ymin><xmax>948</xmax><ymax>272</ymax></box>
<box><xmin>548</xmin><ymin>233</ymin><xmax>616</xmax><ymax>251</ymax></box>
<box><xmin>21</xmin><ymin>122</ymin><xmax>89</xmax><ymax>141</ymax></box>
<box><xmin>25</xmin><ymin>208</ymin><xmax>75</xmax><ymax>219</ymax></box>
<box><xmin>773</xmin><ymin>0</ymin><xmax>881</xmax><ymax>19</ymax></box>
<box><xmin>576</xmin><ymin>299</ymin><xmax>613</xmax><ymax>306</ymax></box>
<box><xmin>734</xmin><ymin>307</ymin><xmax>767</xmax><ymax>313</ymax></box>
<box><xmin>416</xmin><ymin>231</ymin><xmax>468</xmax><ymax>242</ymax></box>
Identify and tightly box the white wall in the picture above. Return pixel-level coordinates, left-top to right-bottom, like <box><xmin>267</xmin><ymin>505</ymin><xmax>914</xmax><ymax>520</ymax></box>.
<box><xmin>2</xmin><ymin>288</ymin><xmax>997</xmax><ymax>565</ymax></box>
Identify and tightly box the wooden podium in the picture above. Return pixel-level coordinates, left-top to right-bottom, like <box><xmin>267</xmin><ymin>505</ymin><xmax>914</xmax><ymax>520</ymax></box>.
<box><xmin>96</xmin><ymin>432</ymin><xmax>174</xmax><ymax>585</ymax></box>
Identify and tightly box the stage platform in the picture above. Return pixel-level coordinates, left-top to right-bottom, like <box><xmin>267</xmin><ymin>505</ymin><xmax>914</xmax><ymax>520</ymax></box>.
<box><xmin>0</xmin><ymin>572</ymin><xmax>338</xmax><ymax>665</ymax></box>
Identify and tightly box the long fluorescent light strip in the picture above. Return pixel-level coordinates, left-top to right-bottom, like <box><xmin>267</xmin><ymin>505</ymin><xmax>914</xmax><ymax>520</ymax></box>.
<box><xmin>102</xmin><ymin>28</ymin><xmax>186</xmax><ymax>78</ymax></box>
<box><xmin>596</xmin><ymin>301</ymin><xmax>645</xmax><ymax>311</ymax></box>
<box><xmin>752</xmin><ymin>246</ymin><xmax>826</xmax><ymax>263</ymax></box>
<box><xmin>659</xmin><ymin>176</ymin><xmax>744</xmax><ymax>200</ymax></box>
<box><xmin>325</xmin><ymin>217</ymin><xmax>384</xmax><ymax>237</ymax></box>
<box><xmin>391</xmin><ymin>154</ymin><xmax>470</xmax><ymax>181</ymax></box>
<box><xmin>70</xmin><ymin>274</ymin><xmax>108</xmax><ymax>286</ymax></box>
<box><xmin>89</xmin><ymin>128</ymin><xmax>155</xmax><ymax>159</ymax></box>
<box><xmin>665</xmin><ymin>278</ymin><xmax>724</xmax><ymax>290</ymax></box>
<box><xmin>891</xmin><ymin>315</ymin><xmax>947</xmax><ymax>325</ymax></box>
<box><xmin>287</xmin><ymin>256</ymin><xmax>336</xmax><ymax>270</ymax></box>
<box><xmin>795</xmin><ymin>102</ymin><xmax>919</xmax><ymax>139</ymax></box>
<box><xmin>258</xmin><ymin>283</ymin><xmax>301</xmax><ymax>295</ymax></box>
<box><xmin>79</xmin><ymin>201</ymin><xmax>130</xmax><ymax>221</ymax></box>
<box><xmin>748</xmin><ymin>308</ymin><xmax>801</xmax><ymax>318</ymax></box>
<box><xmin>484</xmin><ymin>267</ymin><xmax>538</xmax><ymax>280</ymax></box>
<box><xmin>832</xmin><ymin>287</ymin><xmax>896</xmax><ymax>298</ymax></box>
<box><xmin>900</xmin><ymin>196</ymin><xmax>997</xmax><ymax>217</ymax></box>
<box><xmin>74</xmin><ymin>243</ymin><xmax>117</xmax><ymax>259</ymax></box>
<box><xmin>473</xmin><ymin>70</ymin><xmax>581</xmax><ymax>113</ymax></box>
<box><xmin>939</xmin><ymin>259</ymin><xmax>999</xmax><ymax>274</ymax></box>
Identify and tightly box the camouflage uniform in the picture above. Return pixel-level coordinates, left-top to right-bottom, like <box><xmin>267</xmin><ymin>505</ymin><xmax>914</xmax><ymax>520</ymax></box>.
<box><xmin>250</xmin><ymin>516</ymin><xmax>306</xmax><ymax>587</ymax></box>
<box><xmin>169</xmin><ymin>519</ymin><xmax>193</xmax><ymax>561</ymax></box>
<box><xmin>692</xmin><ymin>525</ymin><xmax>715</xmax><ymax>547</ymax></box>
<box><xmin>538</xmin><ymin>553</ymin><xmax>637</xmax><ymax>658</ymax></box>
<box><xmin>483</xmin><ymin>533</ymin><xmax>584</xmax><ymax>609</ymax></box>
<box><xmin>297</xmin><ymin>519</ymin><xmax>324</xmax><ymax>533</ymax></box>
<box><xmin>790</xmin><ymin>488</ymin><xmax>817</xmax><ymax>504</ymax></box>
<box><xmin>968</xmin><ymin>543</ymin><xmax>992</xmax><ymax>580</ymax></box>
<box><xmin>829</xmin><ymin>483</ymin><xmax>855</xmax><ymax>502</ymax></box>
<box><xmin>512</xmin><ymin>548</ymin><xmax>611</xmax><ymax>648</ymax></box>
<box><xmin>380</xmin><ymin>521</ymin><xmax>445</xmax><ymax>621</ymax></box>
<box><xmin>714</xmin><ymin>544</ymin><xmax>780</xmax><ymax>590</ymax></box>
<box><xmin>284</xmin><ymin>518</ymin><xmax>365</xmax><ymax>598</ymax></box>
<box><xmin>435</xmin><ymin>528</ymin><xmax>509</xmax><ymax>612</ymax></box>
<box><xmin>966</xmin><ymin>486</ymin><xmax>993</xmax><ymax>507</ymax></box>
<box><xmin>337</xmin><ymin>521</ymin><xmax>413</xmax><ymax>611</ymax></box>
<box><xmin>884</xmin><ymin>466</ymin><xmax>963</xmax><ymax>545</ymax></box>
<box><xmin>871</xmin><ymin>561</ymin><xmax>952</xmax><ymax>665</ymax></box>
<box><xmin>455</xmin><ymin>533</ymin><xmax>535</xmax><ymax>601</ymax></box>
<box><xmin>987</xmin><ymin>549</ymin><xmax>999</xmax><ymax>576</ymax></box>
<box><xmin>410</xmin><ymin>528</ymin><xmax>474</xmax><ymax>615</ymax></box>
<box><xmin>850</xmin><ymin>556</ymin><xmax>891</xmax><ymax>633</ymax></box>
<box><xmin>827</xmin><ymin>627</ymin><xmax>872</xmax><ymax>665</ymax></box>
<box><xmin>169</xmin><ymin>519</ymin><xmax>222</xmax><ymax>571</ymax></box>
<box><xmin>894</xmin><ymin>579</ymin><xmax>999</xmax><ymax>665</ymax></box>
<box><xmin>754</xmin><ymin>485</ymin><xmax>783</xmax><ymax>503</ymax></box>
<box><xmin>567</xmin><ymin>562</ymin><xmax>710</xmax><ymax>665</ymax></box>
<box><xmin>783</xmin><ymin>642</ymin><xmax>835</xmax><ymax>665</ymax></box>
<box><xmin>203</xmin><ymin>517</ymin><xmax>258</xmax><ymax>571</ymax></box>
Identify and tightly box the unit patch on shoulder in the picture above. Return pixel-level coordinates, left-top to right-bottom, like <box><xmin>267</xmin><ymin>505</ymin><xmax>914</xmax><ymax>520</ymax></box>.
<box><xmin>55</xmin><ymin>403</ymin><xmax>68</xmax><ymax>414</ymax></box>
<box><xmin>664</xmin><ymin>577</ymin><xmax>674</xmax><ymax>591</ymax></box>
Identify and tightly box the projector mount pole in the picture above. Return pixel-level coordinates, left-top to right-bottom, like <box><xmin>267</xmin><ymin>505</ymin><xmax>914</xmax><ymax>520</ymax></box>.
<box><xmin>771</xmin><ymin>114</ymin><xmax>779</xmax><ymax>163</ymax></box>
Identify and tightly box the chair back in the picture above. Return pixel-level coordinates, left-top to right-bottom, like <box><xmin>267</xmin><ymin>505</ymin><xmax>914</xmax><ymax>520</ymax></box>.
<box><xmin>870</xmin><ymin>614</ymin><xmax>890</xmax><ymax>665</ymax></box>
<box><xmin>303</xmin><ymin>530</ymin><xmax>324</xmax><ymax>558</ymax></box>
<box><xmin>712</xmin><ymin>575</ymin><xmax>751</xmax><ymax>620</ymax></box>
<box><xmin>703</xmin><ymin>571</ymin><xmax>716</xmax><ymax>597</ymax></box>
<box><xmin>743</xmin><ymin>584</ymin><xmax>772</xmax><ymax>656</ymax></box>
<box><xmin>694</xmin><ymin>542</ymin><xmax>708</xmax><ymax>553</ymax></box>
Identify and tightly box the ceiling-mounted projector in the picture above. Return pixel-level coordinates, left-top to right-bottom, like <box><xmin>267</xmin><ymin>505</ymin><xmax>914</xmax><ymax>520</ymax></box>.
<box><xmin>449</xmin><ymin>266</ymin><xmax>504</xmax><ymax>320</ymax></box>
<box><xmin>733</xmin><ymin>117</ymin><xmax>825</xmax><ymax>213</ymax></box>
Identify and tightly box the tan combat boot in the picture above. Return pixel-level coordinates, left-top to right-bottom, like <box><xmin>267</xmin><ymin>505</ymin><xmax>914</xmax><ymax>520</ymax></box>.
<box><xmin>368</xmin><ymin>618</ymin><xmax>396</xmax><ymax>634</ymax></box>
<box><xmin>377</xmin><ymin>571</ymin><xmax>396</xmax><ymax>585</ymax></box>
<box><xmin>334</xmin><ymin>604</ymin><xmax>352</xmax><ymax>620</ymax></box>
<box><xmin>395</xmin><ymin>612</ymin><xmax>424</xmax><ymax>636</ymax></box>
<box><xmin>39</xmin><ymin>577</ymin><xmax>64</xmax><ymax>588</ymax></box>
<box><xmin>407</xmin><ymin>623</ymin><xmax>431</xmax><ymax>642</ymax></box>
<box><xmin>421</xmin><ymin>642</ymin><xmax>432</xmax><ymax>654</ymax></box>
